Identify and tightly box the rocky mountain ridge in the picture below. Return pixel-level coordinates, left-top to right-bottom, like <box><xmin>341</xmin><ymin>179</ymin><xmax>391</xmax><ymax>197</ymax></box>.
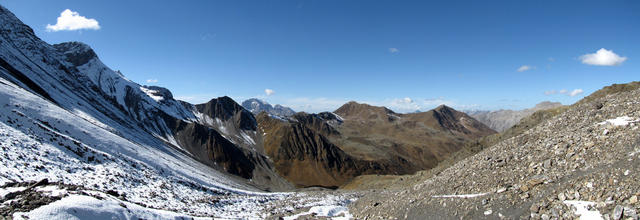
<box><xmin>257</xmin><ymin>101</ymin><xmax>496</xmax><ymax>188</ymax></box>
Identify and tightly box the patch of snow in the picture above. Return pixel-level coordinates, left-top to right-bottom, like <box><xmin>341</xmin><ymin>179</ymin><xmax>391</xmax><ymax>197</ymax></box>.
<box><xmin>12</xmin><ymin>194</ymin><xmax>204</xmax><ymax>220</ymax></box>
<box><xmin>331</xmin><ymin>112</ymin><xmax>345</xmax><ymax>121</ymax></box>
<box><xmin>432</xmin><ymin>192</ymin><xmax>490</xmax><ymax>198</ymax></box>
<box><xmin>241</xmin><ymin>131</ymin><xmax>256</xmax><ymax>145</ymax></box>
<box><xmin>0</xmin><ymin>187</ymin><xmax>26</xmax><ymax>199</ymax></box>
<box><xmin>139</xmin><ymin>86</ymin><xmax>164</xmax><ymax>102</ymax></box>
<box><xmin>598</xmin><ymin>116</ymin><xmax>639</xmax><ymax>127</ymax></box>
<box><xmin>35</xmin><ymin>185</ymin><xmax>68</xmax><ymax>197</ymax></box>
<box><xmin>563</xmin><ymin>200</ymin><xmax>603</xmax><ymax>220</ymax></box>
<box><xmin>284</xmin><ymin>205</ymin><xmax>353</xmax><ymax>220</ymax></box>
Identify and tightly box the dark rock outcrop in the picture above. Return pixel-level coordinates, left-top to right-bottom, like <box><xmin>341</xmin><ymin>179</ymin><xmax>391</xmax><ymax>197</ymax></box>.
<box><xmin>197</xmin><ymin>96</ymin><xmax>257</xmax><ymax>131</ymax></box>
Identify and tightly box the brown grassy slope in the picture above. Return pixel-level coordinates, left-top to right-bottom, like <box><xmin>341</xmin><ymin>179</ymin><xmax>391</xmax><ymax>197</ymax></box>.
<box><xmin>258</xmin><ymin>102</ymin><xmax>495</xmax><ymax>188</ymax></box>
<box><xmin>333</xmin><ymin>103</ymin><xmax>495</xmax><ymax>170</ymax></box>
<box><xmin>257</xmin><ymin>112</ymin><xmax>413</xmax><ymax>188</ymax></box>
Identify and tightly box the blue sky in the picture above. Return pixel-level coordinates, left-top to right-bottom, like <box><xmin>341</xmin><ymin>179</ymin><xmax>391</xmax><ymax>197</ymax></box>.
<box><xmin>2</xmin><ymin>1</ymin><xmax>638</xmax><ymax>112</ymax></box>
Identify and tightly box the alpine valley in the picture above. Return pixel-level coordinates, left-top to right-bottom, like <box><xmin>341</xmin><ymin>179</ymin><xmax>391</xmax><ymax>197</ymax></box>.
<box><xmin>0</xmin><ymin>4</ymin><xmax>638</xmax><ymax>220</ymax></box>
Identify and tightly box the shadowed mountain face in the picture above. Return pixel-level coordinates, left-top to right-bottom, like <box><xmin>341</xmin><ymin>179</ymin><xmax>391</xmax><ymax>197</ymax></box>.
<box><xmin>257</xmin><ymin>112</ymin><xmax>413</xmax><ymax>188</ymax></box>
<box><xmin>197</xmin><ymin>96</ymin><xmax>257</xmax><ymax>131</ymax></box>
<box><xmin>257</xmin><ymin>101</ymin><xmax>496</xmax><ymax>188</ymax></box>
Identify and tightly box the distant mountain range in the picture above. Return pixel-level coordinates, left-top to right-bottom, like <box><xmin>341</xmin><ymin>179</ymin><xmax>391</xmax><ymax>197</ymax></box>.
<box><xmin>2</xmin><ymin>5</ymin><xmax>638</xmax><ymax>219</ymax></box>
<box><xmin>258</xmin><ymin>101</ymin><xmax>496</xmax><ymax>187</ymax></box>
<box><xmin>241</xmin><ymin>98</ymin><xmax>296</xmax><ymax>117</ymax></box>
<box><xmin>465</xmin><ymin>101</ymin><xmax>563</xmax><ymax>132</ymax></box>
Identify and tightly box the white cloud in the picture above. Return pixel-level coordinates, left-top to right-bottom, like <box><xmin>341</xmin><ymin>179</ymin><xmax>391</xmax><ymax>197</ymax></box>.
<box><xmin>569</xmin><ymin>89</ymin><xmax>583</xmax><ymax>97</ymax></box>
<box><xmin>544</xmin><ymin>88</ymin><xmax>584</xmax><ymax>97</ymax></box>
<box><xmin>264</xmin><ymin>89</ymin><xmax>275</xmax><ymax>96</ymax></box>
<box><xmin>46</xmin><ymin>9</ymin><xmax>100</xmax><ymax>32</ymax></box>
<box><xmin>580</xmin><ymin>48</ymin><xmax>627</xmax><ymax>66</ymax></box>
<box><xmin>389</xmin><ymin>48</ymin><xmax>399</xmax><ymax>54</ymax></box>
<box><xmin>517</xmin><ymin>65</ymin><xmax>534</xmax><ymax>72</ymax></box>
<box><xmin>146</xmin><ymin>79</ymin><xmax>158</xmax><ymax>83</ymax></box>
<box><xmin>375</xmin><ymin>97</ymin><xmax>460</xmax><ymax>113</ymax></box>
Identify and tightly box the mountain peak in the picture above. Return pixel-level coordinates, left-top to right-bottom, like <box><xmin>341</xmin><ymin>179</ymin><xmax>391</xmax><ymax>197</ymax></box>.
<box><xmin>334</xmin><ymin>101</ymin><xmax>395</xmax><ymax>119</ymax></box>
<box><xmin>0</xmin><ymin>5</ymin><xmax>35</xmax><ymax>37</ymax></box>
<box><xmin>434</xmin><ymin>104</ymin><xmax>453</xmax><ymax>111</ymax></box>
<box><xmin>196</xmin><ymin>96</ymin><xmax>256</xmax><ymax>130</ymax></box>
<box><xmin>53</xmin><ymin>42</ymin><xmax>98</xmax><ymax>66</ymax></box>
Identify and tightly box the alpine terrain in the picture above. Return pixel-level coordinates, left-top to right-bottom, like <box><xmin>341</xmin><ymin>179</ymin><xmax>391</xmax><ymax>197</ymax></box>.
<box><xmin>1</xmin><ymin>3</ymin><xmax>638</xmax><ymax>220</ymax></box>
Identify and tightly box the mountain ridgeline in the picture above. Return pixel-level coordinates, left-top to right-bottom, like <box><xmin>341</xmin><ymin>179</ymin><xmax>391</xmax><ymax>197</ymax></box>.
<box><xmin>258</xmin><ymin>101</ymin><xmax>496</xmax><ymax>187</ymax></box>
<box><xmin>0</xmin><ymin>3</ymin><xmax>497</xmax><ymax>191</ymax></box>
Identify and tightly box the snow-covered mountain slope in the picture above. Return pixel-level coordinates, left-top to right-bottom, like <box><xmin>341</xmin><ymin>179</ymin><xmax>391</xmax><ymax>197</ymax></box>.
<box><xmin>0</xmin><ymin>4</ymin><xmax>358</xmax><ymax>218</ymax></box>
<box><xmin>0</xmin><ymin>4</ymin><xmax>292</xmax><ymax>191</ymax></box>
<box><xmin>0</xmin><ymin>76</ymin><xmax>278</xmax><ymax>217</ymax></box>
<box><xmin>0</xmin><ymin>76</ymin><xmax>355</xmax><ymax>219</ymax></box>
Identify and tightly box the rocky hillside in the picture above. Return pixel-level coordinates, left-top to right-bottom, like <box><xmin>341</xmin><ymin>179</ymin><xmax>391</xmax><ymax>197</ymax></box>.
<box><xmin>258</xmin><ymin>101</ymin><xmax>496</xmax><ymax>188</ymax></box>
<box><xmin>467</xmin><ymin>101</ymin><xmax>563</xmax><ymax>132</ymax></box>
<box><xmin>241</xmin><ymin>98</ymin><xmax>295</xmax><ymax>117</ymax></box>
<box><xmin>333</xmin><ymin>102</ymin><xmax>495</xmax><ymax>170</ymax></box>
<box><xmin>349</xmin><ymin>81</ymin><xmax>640</xmax><ymax>219</ymax></box>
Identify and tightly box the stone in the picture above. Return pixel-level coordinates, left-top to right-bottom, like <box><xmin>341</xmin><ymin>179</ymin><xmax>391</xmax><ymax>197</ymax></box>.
<box><xmin>558</xmin><ymin>192</ymin><xmax>566</xmax><ymax>201</ymax></box>
<box><xmin>541</xmin><ymin>214</ymin><xmax>550</xmax><ymax>220</ymax></box>
<box><xmin>613</xmin><ymin>205</ymin><xmax>623</xmax><ymax>220</ymax></box>
<box><xmin>630</xmin><ymin>195</ymin><xmax>638</xmax><ymax>204</ymax></box>
<box><xmin>530</xmin><ymin>204</ymin><xmax>540</xmax><ymax>213</ymax></box>
<box><xmin>623</xmin><ymin>206</ymin><xmax>637</xmax><ymax>219</ymax></box>
<box><xmin>543</xmin><ymin>159</ymin><xmax>552</xmax><ymax>169</ymax></box>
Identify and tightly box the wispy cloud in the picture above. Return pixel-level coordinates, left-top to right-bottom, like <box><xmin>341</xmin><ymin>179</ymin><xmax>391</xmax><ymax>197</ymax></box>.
<box><xmin>389</xmin><ymin>48</ymin><xmax>399</xmax><ymax>54</ymax></box>
<box><xmin>264</xmin><ymin>89</ymin><xmax>275</xmax><ymax>96</ymax></box>
<box><xmin>46</xmin><ymin>9</ymin><xmax>100</xmax><ymax>32</ymax></box>
<box><xmin>517</xmin><ymin>65</ymin><xmax>535</xmax><ymax>72</ymax></box>
<box><xmin>146</xmin><ymin>79</ymin><xmax>158</xmax><ymax>83</ymax></box>
<box><xmin>544</xmin><ymin>88</ymin><xmax>584</xmax><ymax>97</ymax></box>
<box><xmin>200</xmin><ymin>33</ymin><xmax>217</xmax><ymax>41</ymax></box>
<box><xmin>282</xmin><ymin>97</ymin><xmax>348</xmax><ymax>113</ymax></box>
<box><xmin>569</xmin><ymin>89</ymin><xmax>583</xmax><ymax>97</ymax></box>
<box><xmin>580</xmin><ymin>48</ymin><xmax>627</xmax><ymax>66</ymax></box>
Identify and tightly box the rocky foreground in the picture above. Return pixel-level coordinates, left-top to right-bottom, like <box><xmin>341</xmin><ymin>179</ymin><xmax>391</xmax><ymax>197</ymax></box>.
<box><xmin>348</xmin><ymin>83</ymin><xmax>640</xmax><ymax>220</ymax></box>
